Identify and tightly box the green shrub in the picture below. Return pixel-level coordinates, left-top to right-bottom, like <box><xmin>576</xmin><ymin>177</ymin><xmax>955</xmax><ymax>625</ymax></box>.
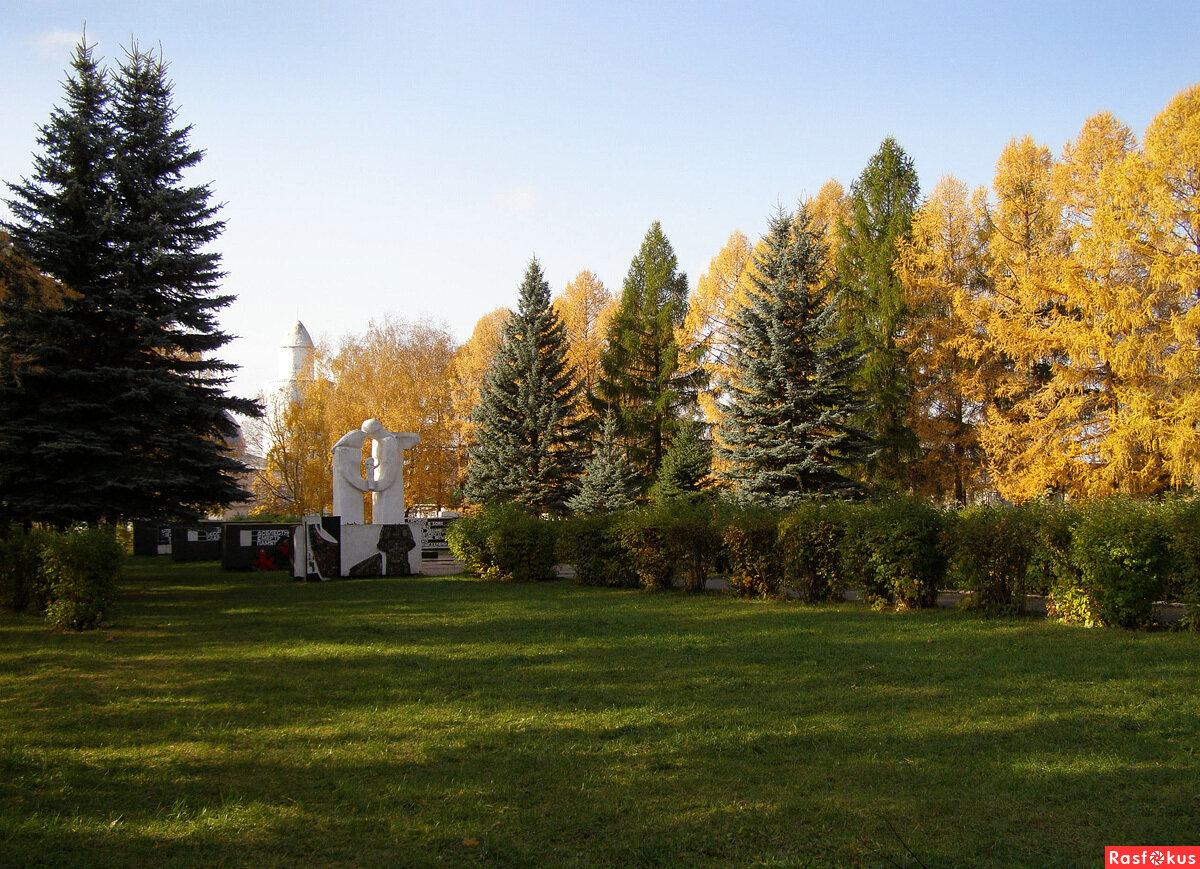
<box><xmin>721</xmin><ymin>505</ymin><xmax>784</xmax><ymax>598</ymax></box>
<box><xmin>842</xmin><ymin>498</ymin><xmax>947</xmax><ymax>610</ymax></box>
<box><xmin>777</xmin><ymin>502</ymin><xmax>847</xmax><ymax>603</ymax></box>
<box><xmin>445</xmin><ymin>509</ymin><xmax>490</xmax><ymax>575</ymax></box>
<box><xmin>617</xmin><ymin>501</ymin><xmax>721</xmax><ymax>593</ymax></box>
<box><xmin>40</xmin><ymin>526</ymin><xmax>124</xmax><ymax>631</ymax></box>
<box><xmin>0</xmin><ymin>529</ymin><xmax>49</xmax><ymax>613</ymax></box>
<box><xmin>1161</xmin><ymin>497</ymin><xmax>1200</xmax><ymax>608</ymax></box>
<box><xmin>1180</xmin><ymin>590</ymin><xmax>1200</xmax><ymax>633</ymax></box>
<box><xmin>1162</xmin><ymin>496</ymin><xmax>1200</xmax><ymax>631</ymax></box>
<box><xmin>1052</xmin><ymin>497</ymin><xmax>1169</xmax><ymax>629</ymax></box>
<box><xmin>556</xmin><ymin>515</ymin><xmax>637</xmax><ymax>588</ymax></box>
<box><xmin>445</xmin><ymin>505</ymin><xmax>557</xmax><ymax>582</ymax></box>
<box><xmin>944</xmin><ymin>503</ymin><xmax>1041</xmax><ymax>616</ymax></box>
<box><xmin>1024</xmin><ymin>500</ymin><xmax>1077</xmax><ymax>597</ymax></box>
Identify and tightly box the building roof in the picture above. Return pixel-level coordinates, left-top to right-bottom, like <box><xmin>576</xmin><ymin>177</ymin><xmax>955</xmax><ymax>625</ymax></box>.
<box><xmin>281</xmin><ymin>320</ymin><xmax>314</xmax><ymax>349</ymax></box>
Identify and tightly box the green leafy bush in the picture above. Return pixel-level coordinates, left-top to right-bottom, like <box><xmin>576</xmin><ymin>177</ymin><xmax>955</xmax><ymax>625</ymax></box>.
<box><xmin>1024</xmin><ymin>500</ymin><xmax>1077</xmax><ymax>597</ymax></box>
<box><xmin>445</xmin><ymin>505</ymin><xmax>557</xmax><ymax>582</ymax></box>
<box><xmin>556</xmin><ymin>515</ymin><xmax>637</xmax><ymax>588</ymax></box>
<box><xmin>777</xmin><ymin>502</ymin><xmax>847</xmax><ymax>603</ymax></box>
<box><xmin>1052</xmin><ymin>497</ymin><xmax>1169</xmax><ymax>628</ymax></box>
<box><xmin>944</xmin><ymin>503</ymin><xmax>1041</xmax><ymax>616</ymax></box>
<box><xmin>0</xmin><ymin>529</ymin><xmax>49</xmax><ymax>613</ymax></box>
<box><xmin>721</xmin><ymin>505</ymin><xmax>784</xmax><ymax>598</ymax></box>
<box><xmin>617</xmin><ymin>501</ymin><xmax>721</xmax><ymax>593</ymax></box>
<box><xmin>40</xmin><ymin>526</ymin><xmax>124</xmax><ymax>631</ymax></box>
<box><xmin>1161</xmin><ymin>497</ymin><xmax>1200</xmax><ymax>612</ymax></box>
<box><xmin>842</xmin><ymin>498</ymin><xmax>947</xmax><ymax>610</ymax></box>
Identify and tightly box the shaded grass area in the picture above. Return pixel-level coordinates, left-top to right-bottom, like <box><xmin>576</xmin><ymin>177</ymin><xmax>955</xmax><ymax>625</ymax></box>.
<box><xmin>1</xmin><ymin>558</ymin><xmax>1197</xmax><ymax>868</ymax></box>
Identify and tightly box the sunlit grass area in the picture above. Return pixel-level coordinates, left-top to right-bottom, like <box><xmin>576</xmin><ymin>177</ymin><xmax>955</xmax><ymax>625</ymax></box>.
<box><xmin>1</xmin><ymin>558</ymin><xmax>1197</xmax><ymax>868</ymax></box>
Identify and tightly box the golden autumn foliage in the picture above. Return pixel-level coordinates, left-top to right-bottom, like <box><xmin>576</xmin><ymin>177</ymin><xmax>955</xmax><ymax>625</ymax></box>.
<box><xmin>895</xmin><ymin>175</ymin><xmax>992</xmax><ymax>503</ymax></box>
<box><xmin>679</xmin><ymin>230</ymin><xmax>756</xmax><ymax>424</ymax></box>
<box><xmin>252</xmin><ymin>374</ymin><xmax>331</xmax><ymax>517</ymax></box>
<box><xmin>253</xmin><ymin>317</ymin><xmax>462</xmax><ymax>517</ymax></box>
<box><xmin>1125</xmin><ymin>84</ymin><xmax>1200</xmax><ymax>487</ymax></box>
<box><xmin>552</xmin><ymin>270</ymin><xmax>615</xmax><ymax>404</ymax></box>
<box><xmin>449</xmin><ymin>307</ymin><xmax>510</xmax><ymax>475</ymax></box>
<box><xmin>913</xmin><ymin>84</ymin><xmax>1200</xmax><ymax>501</ymax></box>
<box><xmin>809</xmin><ymin>178</ymin><xmax>851</xmax><ymax>281</ymax></box>
<box><xmin>969</xmin><ymin>135</ymin><xmax>1081</xmax><ymax>500</ymax></box>
<box><xmin>322</xmin><ymin>316</ymin><xmax>460</xmax><ymax>511</ymax></box>
<box><xmin>258</xmin><ymin>85</ymin><xmax>1200</xmax><ymax>511</ymax></box>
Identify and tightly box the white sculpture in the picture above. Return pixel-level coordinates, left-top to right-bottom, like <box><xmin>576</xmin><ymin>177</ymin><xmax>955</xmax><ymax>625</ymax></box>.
<box><xmin>331</xmin><ymin>419</ymin><xmax>420</xmax><ymax>524</ymax></box>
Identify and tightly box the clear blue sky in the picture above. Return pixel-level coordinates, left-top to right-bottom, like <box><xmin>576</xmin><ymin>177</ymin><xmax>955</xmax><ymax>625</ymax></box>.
<box><xmin>3</xmin><ymin>1</ymin><xmax>1197</xmax><ymax>399</ymax></box>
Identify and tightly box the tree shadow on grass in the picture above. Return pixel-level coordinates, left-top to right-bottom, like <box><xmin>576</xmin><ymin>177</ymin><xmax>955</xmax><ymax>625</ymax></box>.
<box><xmin>1</xmin><ymin>566</ymin><xmax>1197</xmax><ymax>868</ymax></box>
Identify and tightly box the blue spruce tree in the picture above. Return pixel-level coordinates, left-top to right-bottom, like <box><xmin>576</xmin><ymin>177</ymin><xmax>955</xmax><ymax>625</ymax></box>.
<box><xmin>466</xmin><ymin>258</ymin><xmax>587</xmax><ymax>514</ymax></box>
<box><xmin>718</xmin><ymin>206</ymin><xmax>872</xmax><ymax>506</ymax></box>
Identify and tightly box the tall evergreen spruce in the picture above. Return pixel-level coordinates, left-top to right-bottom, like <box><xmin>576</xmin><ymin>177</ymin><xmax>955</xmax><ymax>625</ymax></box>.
<box><xmin>649</xmin><ymin>418</ymin><xmax>712</xmax><ymax>502</ymax></box>
<box><xmin>1</xmin><ymin>40</ymin><xmax>257</xmax><ymax>526</ymax></box>
<box><xmin>467</xmin><ymin>258</ymin><xmax>586</xmax><ymax>515</ymax></box>
<box><xmin>836</xmin><ymin>137</ymin><xmax>921</xmax><ymax>485</ymax></box>
<box><xmin>568</xmin><ymin>410</ymin><xmax>638</xmax><ymax>514</ymax></box>
<box><xmin>718</xmin><ymin>207</ymin><xmax>872</xmax><ymax>506</ymax></box>
<box><xmin>597</xmin><ymin>221</ymin><xmax>698</xmax><ymax>489</ymax></box>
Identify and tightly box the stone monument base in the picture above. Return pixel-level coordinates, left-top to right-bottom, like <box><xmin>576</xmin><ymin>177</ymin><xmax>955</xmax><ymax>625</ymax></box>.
<box><xmin>293</xmin><ymin>516</ymin><xmax>421</xmax><ymax>581</ymax></box>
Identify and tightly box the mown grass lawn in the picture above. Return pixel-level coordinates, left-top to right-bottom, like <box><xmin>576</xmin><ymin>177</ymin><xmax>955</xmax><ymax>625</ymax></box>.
<box><xmin>1</xmin><ymin>558</ymin><xmax>1197</xmax><ymax>868</ymax></box>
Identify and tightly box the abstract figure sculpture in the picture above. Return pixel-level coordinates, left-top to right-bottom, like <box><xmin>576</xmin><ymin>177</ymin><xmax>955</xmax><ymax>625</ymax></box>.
<box><xmin>331</xmin><ymin>418</ymin><xmax>421</xmax><ymax>524</ymax></box>
<box><xmin>296</xmin><ymin>418</ymin><xmax>422</xmax><ymax>580</ymax></box>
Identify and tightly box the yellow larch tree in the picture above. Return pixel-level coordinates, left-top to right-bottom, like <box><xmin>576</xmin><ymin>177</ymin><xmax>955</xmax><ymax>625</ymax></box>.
<box><xmin>449</xmin><ymin>307</ymin><xmax>510</xmax><ymax>483</ymax></box>
<box><xmin>679</xmin><ymin>230</ymin><xmax>756</xmax><ymax>425</ymax></box>
<box><xmin>551</xmin><ymin>270</ymin><xmax>615</xmax><ymax>405</ymax></box>
<box><xmin>972</xmin><ymin>135</ymin><xmax>1085</xmax><ymax>500</ymax></box>
<box><xmin>1049</xmin><ymin>111</ymin><xmax>1171</xmax><ymax>496</ymax></box>
<box><xmin>809</xmin><ymin>178</ymin><xmax>850</xmax><ymax>283</ymax></box>
<box><xmin>895</xmin><ymin>175</ymin><xmax>993</xmax><ymax>503</ymax></box>
<box><xmin>1114</xmin><ymin>85</ymin><xmax>1200</xmax><ymax>487</ymax></box>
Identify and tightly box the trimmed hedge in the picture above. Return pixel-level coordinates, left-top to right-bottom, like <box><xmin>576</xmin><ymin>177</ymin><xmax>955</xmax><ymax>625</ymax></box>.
<box><xmin>556</xmin><ymin>515</ymin><xmax>637</xmax><ymax>588</ymax></box>
<box><xmin>445</xmin><ymin>504</ymin><xmax>557</xmax><ymax>582</ymax></box>
<box><xmin>842</xmin><ymin>498</ymin><xmax>947</xmax><ymax>610</ymax></box>
<box><xmin>1</xmin><ymin>526</ymin><xmax>124</xmax><ymax>631</ymax></box>
<box><xmin>616</xmin><ymin>501</ymin><xmax>721</xmax><ymax>593</ymax></box>
<box><xmin>0</xmin><ymin>529</ymin><xmax>49</xmax><ymax>614</ymax></box>
<box><xmin>1051</xmin><ymin>497</ymin><xmax>1170</xmax><ymax>629</ymax></box>
<box><xmin>40</xmin><ymin>527</ymin><xmax>125</xmax><ymax>631</ymax></box>
<box><xmin>1162</xmin><ymin>498</ymin><xmax>1200</xmax><ymax>631</ymax></box>
<box><xmin>721</xmin><ymin>505</ymin><xmax>784</xmax><ymax>598</ymax></box>
<box><xmin>944</xmin><ymin>503</ymin><xmax>1041</xmax><ymax>616</ymax></box>
<box><xmin>457</xmin><ymin>494</ymin><xmax>1197</xmax><ymax>629</ymax></box>
<box><xmin>777</xmin><ymin>502</ymin><xmax>847</xmax><ymax>603</ymax></box>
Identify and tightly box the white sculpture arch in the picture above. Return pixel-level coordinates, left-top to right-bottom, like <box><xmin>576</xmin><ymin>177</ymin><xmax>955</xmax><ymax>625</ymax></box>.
<box><xmin>331</xmin><ymin>419</ymin><xmax>420</xmax><ymax>524</ymax></box>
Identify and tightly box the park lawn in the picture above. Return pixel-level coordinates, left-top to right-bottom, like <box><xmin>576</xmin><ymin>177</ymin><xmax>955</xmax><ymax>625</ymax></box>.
<box><xmin>0</xmin><ymin>559</ymin><xmax>1197</xmax><ymax>869</ymax></box>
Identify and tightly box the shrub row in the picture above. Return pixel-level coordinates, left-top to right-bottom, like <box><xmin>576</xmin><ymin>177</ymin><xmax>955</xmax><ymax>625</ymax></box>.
<box><xmin>0</xmin><ymin>526</ymin><xmax>125</xmax><ymax>630</ymax></box>
<box><xmin>449</xmin><ymin>496</ymin><xmax>1200</xmax><ymax>630</ymax></box>
<box><xmin>443</xmin><ymin>504</ymin><xmax>557</xmax><ymax>583</ymax></box>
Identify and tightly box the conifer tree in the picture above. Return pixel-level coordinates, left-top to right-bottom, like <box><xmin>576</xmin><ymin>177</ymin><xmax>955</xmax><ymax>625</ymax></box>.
<box><xmin>2</xmin><ymin>39</ymin><xmax>257</xmax><ymax>526</ymax></box>
<box><xmin>837</xmin><ymin>137</ymin><xmax>921</xmax><ymax>486</ymax></box>
<box><xmin>466</xmin><ymin>258</ymin><xmax>587</xmax><ymax>514</ymax></box>
<box><xmin>718</xmin><ymin>207</ymin><xmax>871</xmax><ymax>506</ymax></box>
<box><xmin>649</xmin><ymin>418</ymin><xmax>712</xmax><ymax>502</ymax></box>
<box><xmin>597</xmin><ymin>221</ymin><xmax>698</xmax><ymax>488</ymax></box>
<box><xmin>568</xmin><ymin>410</ymin><xmax>638</xmax><ymax>514</ymax></box>
<box><xmin>894</xmin><ymin>175</ymin><xmax>993</xmax><ymax>505</ymax></box>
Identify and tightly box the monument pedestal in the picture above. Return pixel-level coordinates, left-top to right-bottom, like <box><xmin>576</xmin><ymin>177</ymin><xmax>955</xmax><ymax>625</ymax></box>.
<box><xmin>292</xmin><ymin>418</ymin><xmax>424</xmax><ymax>582</ymax></box>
